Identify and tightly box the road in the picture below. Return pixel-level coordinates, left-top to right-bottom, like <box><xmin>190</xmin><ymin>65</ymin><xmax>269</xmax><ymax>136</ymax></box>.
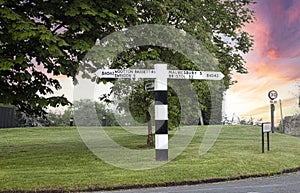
<box><xmin>96</xmin><ymin>172</ymin><xmax>300</xmax><ymax>193</ymax></box>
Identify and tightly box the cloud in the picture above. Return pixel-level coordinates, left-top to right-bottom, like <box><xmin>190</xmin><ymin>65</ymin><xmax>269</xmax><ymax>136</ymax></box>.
<box><xmin>287</xmin><ymin>0</ymin><xmax>300</xmax><ymax>26</ymax></box>
<box><xmin>240</xmin><ymin>0</ymin><xmax>300</xmax><ymax>84</ymax></box>
<box><xmin>249</xmin><ymin>0</ymin><xmax>300</xmax><ymax>59</ymax></box>
<box><xmin>248</xmin><ymin>60</ymin><xmax>300</xmax><ymax>82</ymax></box>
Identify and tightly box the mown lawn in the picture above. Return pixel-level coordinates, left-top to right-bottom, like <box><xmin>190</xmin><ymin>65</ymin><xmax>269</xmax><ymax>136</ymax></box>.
<box><xmin>0</xmin><ymin>125</ymin><xmax>299</xmax><ymax>191</ymax></box>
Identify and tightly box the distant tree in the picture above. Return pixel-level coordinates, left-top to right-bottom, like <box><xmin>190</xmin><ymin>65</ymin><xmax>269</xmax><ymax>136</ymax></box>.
<box><xmin>16</xmin><ymin>112</ymin><xmax>51</xmax><ymax>127</ymax></box>
<box><xmin>46</xmin><ymin>110</ymin><xmax>71</xmax><ymax>126</ymax></box>
<box><xmin>72</xmin><ymin>99</ymin><xmax>117</xmax><ymax>126</ymax></box>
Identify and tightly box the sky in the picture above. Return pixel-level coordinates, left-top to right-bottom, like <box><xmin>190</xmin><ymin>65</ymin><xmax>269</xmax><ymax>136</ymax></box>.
<box><xmin>53</xmin><ymin>0</ymin><xmax>300</xmax><ymax>124</ymax></box>
<box><xmin>224</xmin><ymin>0</ymin><xmax>300</xmax><ymax>123</ymax></box>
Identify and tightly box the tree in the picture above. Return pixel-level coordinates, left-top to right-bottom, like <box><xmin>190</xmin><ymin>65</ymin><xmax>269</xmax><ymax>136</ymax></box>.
<box><xmin>128</xmin><ymin>82</ymin><xmax>155</xmax><ymax>147</ymax></box>
<box><xmin>0</xmin><ymin>0</ymin><xmax>145</xmax><ymax>116</ymax></box>
<box><xmin>71</xmin><ymin>99</ymin><xmax>117</xmax><ymax>127</ymax></box>
<box><xmin>0</xmin><ymin>0</ymin><xmax>255</xmax><ymax>123</ymax></box>
<box><xmin>92</xmin><ymin>0</ymin><xmax>256</xmax><ymax>127</ymax></box>
<box><xmin>46</xmin><ymin>110</ymin><xmax>71</xmax><ymax>126</ymax></box>
<box><xmin>83</xmin><ymin>0</ymin><xmax>255</xmax><ymax>145</ymax></box>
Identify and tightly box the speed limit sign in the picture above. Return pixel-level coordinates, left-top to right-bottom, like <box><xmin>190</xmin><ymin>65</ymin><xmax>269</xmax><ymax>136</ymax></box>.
<box><xmin>268</xmin><ymin>90</ymin><xmax>278</xmax><ymax>100</ymax></box>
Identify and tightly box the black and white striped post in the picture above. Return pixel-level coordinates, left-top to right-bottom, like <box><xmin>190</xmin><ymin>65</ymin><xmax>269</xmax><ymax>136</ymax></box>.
<box><xmin>96</xmin><ymin>64</ymin><xmax>224</xmax><ymax>161</ymax></box>
<box><xmin>154</xmin><ymin>64</ymin><xmax>168</xmax><ymax>161</ymax></box>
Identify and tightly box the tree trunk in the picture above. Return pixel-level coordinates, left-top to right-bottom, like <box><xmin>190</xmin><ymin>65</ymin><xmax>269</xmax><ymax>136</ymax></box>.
<box><xmin>146</xmin><ymin>111</ymin><xmax>154</xmax><ymax>147</ymax></box>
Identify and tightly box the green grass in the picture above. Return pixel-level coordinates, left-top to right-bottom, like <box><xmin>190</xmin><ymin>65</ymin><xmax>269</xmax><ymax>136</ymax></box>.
<box><xmin>0</xmin><ymin>125</ymin><xmax>299</xmax><ymax>191</ymax></box>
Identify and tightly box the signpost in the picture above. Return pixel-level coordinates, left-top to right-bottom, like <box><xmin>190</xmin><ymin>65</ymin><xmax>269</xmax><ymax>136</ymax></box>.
<box><xmin>268</xmin><ymin>90</ymin><xmax>277</xmax><ymax>133</ymax></box>
<box><xmin>261</xmin><ymin>90</ymin><xmax>278</xmax><ymax>153</ymax></box>
<box><xmin>96</xmin><ymin>64</ymin><xmax>224</xmax><ymax>161</ymax></box>
<box><xmin>96</xmin><ymin>69</ymin><xmax>224</xmax><ymax>80</ymax></box>
<box><xmin>262</xmin><ymin>123</ymin><xmax>271</xmax><ymax>153</ymax></box>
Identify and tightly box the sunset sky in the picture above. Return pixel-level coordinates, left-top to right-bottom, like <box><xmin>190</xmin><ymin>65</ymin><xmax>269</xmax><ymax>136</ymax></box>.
<box><xmin>54</xmin><ymin>0</ymin><xmax>300</xmax><ymax>124</ymax></box>
<box><xmin>224</xmin><ymin>0</ymin><xmax>300</xmax><ymax>123</ymax></box>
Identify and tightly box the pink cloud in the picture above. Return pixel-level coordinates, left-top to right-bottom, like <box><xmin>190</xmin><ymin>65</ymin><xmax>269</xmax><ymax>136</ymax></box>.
<box><xmin>245</xmin><ymin>18</ymin><xmax>271</xmax><ymax>58</ymax></box>
<box><xmin>241</xmin><ymin>0</ymin><xmax>300</xmax><ymax>84</ymax></box>
<box><xmin>250</xmin><ymin>0</ymin><xmax>300</xmax><ymax>59</ymax></box>
<box><xmin>248</xmin><ymin>60</ymin><xmax>299</xmax><ymax>82</ymax></box>
<box><xmin>287</xmin><ymin>0</ymin><xmax>300</xmax><ymax>26</ymax></box>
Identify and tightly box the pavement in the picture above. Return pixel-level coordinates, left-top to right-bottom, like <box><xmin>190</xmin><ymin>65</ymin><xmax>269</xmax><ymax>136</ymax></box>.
<box><xmin>96</xmin><ymin>172</ymin><xmax>300</xmax><ymax>193</ymax></box>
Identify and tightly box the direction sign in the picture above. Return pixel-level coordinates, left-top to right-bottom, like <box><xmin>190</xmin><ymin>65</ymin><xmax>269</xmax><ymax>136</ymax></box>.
<box><xmin>95</xmin><ymin>69</ymin><xmax>156</xmax><ymax>79</ymax></box>
<box><xmin>96</xmin><ymin>69</ymin><xmax>224</xmax><ymax>80</ymax></box>
<box><xmin>168</xmin><ymin>70</ymin><xmax>224</xmax><ymax>80</ymax></box>
<box><xmin>268</xmin><ymin>90</ymin><xmax>278</xmax><ymax>100</ymax></box>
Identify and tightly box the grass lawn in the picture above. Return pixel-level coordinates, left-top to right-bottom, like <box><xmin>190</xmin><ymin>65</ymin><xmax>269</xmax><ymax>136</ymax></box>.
<box><xmin>0</xmin><ymin>125</ymin><xmax>299</xmax><ymax>192</ymax></box>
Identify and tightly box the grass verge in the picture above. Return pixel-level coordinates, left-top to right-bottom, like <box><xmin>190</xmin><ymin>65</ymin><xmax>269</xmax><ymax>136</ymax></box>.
<box><xmin>0</xmin><ymin>125</ymin><xmax>299</xmax><ymax>192</ymax></box>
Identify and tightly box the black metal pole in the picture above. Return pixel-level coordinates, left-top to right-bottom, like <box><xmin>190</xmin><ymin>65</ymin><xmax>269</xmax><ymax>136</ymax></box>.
<box><xmin>267</xmin><ymin>132</ymin><xmax>270</xmax><ymax>151</ymax></box>
<box><xmin>262</xmin><ymin>125</ymin><xmax>264</xmax><ymax>153</ymax></box>
<box><xmin>271</xmin><ymin>103</ymin><xmax>275</xmax><ymax>133</ymax></box>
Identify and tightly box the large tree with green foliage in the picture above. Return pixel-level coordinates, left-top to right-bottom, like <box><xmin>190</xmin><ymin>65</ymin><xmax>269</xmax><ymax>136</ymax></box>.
<box><xmin>92</xmin><ymin>0</ymin><xmax>256</xmax><ymax>132</ymax></box>
<box><xmin>0</xmin><ymin>0</ymin><xmax>255</xmax><ymax>123</ymax></box>
<box><xmin>0</xmin><ymin>0</ymin><xmax>143</xmax><ymax>116</ymax></box>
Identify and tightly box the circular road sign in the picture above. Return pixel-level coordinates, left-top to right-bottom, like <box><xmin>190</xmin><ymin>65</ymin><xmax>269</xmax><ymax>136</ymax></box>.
<box><xmin>268</xmin><ymin>90</ymin><xmax>278</xmax><ymax>100</ymax></box>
